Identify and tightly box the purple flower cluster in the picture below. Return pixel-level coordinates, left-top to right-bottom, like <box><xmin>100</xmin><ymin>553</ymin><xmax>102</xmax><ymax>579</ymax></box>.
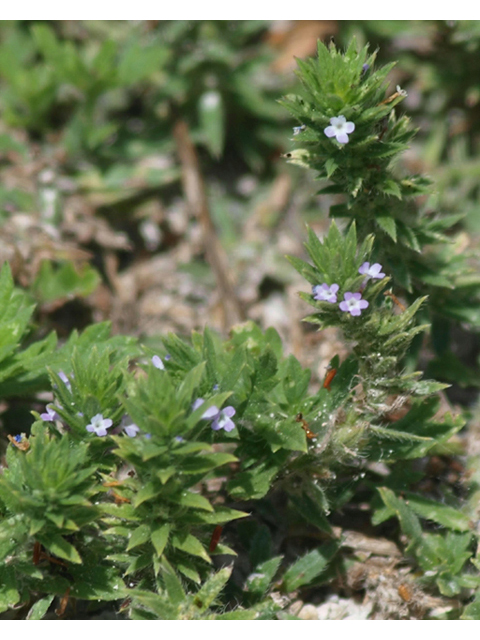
<box><xmin>192</xmin><ymin>398</ymin><xmax>236</xmax><ymax>432</ymax></box>
<box><xmin>312</xmin><ymin>262</ymin><xmax>386</xmax><ymax>317</ymax></box>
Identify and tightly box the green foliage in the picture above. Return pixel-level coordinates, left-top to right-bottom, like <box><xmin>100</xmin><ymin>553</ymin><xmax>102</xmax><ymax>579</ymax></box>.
<box><xmin>0</xmin><ymin>26</ymin><xmax>478</xmax><ymax>621</ymax></box>
<box><xmin>32</xmin><ymin>261</ymin><xmax>101</xmax><ymax>305</ymax></box>
<box><xmin>282</xmin><ymin>37</ymin><xmax>480</xmax><ymax>328</ymax></box>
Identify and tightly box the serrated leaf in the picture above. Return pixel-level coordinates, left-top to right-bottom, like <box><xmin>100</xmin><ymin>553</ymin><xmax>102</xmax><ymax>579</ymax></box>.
<box><xmin>281</xmin><ymin>542</ymin><xmax>338</xmax><ymax>592</ymax></box>
<box><xmin>245</xmin><ymin>556</ymin><xmax>283</xmax><ymax>597</ymax></box>
<box><xmin>376</xmin><ymin>215</ymin><xmax>397</xmax><ymax>241</ymax></box>
<box><xmin>171</xmin><ymin>532</ymin><xmax>211</xmax><ymax>563</ymax></box>
<box><xmin>151</xmin><ymin>524</ymin><xmax>171</xmax><ymax>557</ymax></box>
<box><xmin>193</xmin><ymin>566</ymin><xmax>233</xmax><ymax>611</ymax></box>
<box><xmin>160</xmin><ymin>557</ymin><xmax>186</xmax><ymax>605</ymax></box>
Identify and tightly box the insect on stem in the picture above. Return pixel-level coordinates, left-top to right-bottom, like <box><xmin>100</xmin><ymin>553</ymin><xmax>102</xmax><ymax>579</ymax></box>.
<box><xmin>295</xmin><ymin>413</ymin><xmax>316</xmax><ymax>439</ymax></box>
<box><xmin>323</xmin><ymin>368</ymin><xmax>337</xmax><ymax>391</ymax></box>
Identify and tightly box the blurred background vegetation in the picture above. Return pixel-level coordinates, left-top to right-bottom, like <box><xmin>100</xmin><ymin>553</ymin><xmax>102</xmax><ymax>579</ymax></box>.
<box><xmin>0</xmin><ymin>19</ymin><xmax>479</xmax><ymax>433</ymax></box>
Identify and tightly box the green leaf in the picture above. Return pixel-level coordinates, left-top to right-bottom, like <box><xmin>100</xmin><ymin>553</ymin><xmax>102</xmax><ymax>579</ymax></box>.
<box><xmin>0</xmin><ymin>566</ymin><xmax>20</xmax><ymax>613</ymax></box>
<box><xmin>325</xmin><ymin>158</ymin><xmax>338</xmax><ymax>178</ymax></box>
<box><xmin>377</xmin><ymin>488</ymin><xmax>423</xmax><ymax>552</ymax></box>
<box><xmin>175</xmin><ymin>491</ymin><xmax>213</xmax><ymax>512</ymax></box>
<box><xmin>69</xmin><ymin>562</ymin><xmax>124</xmax><ymax>600</ymax></box>
<box><xmin>462</xmin><ymin>593</ymin><xmax>480</xmax><ymax>619</ymax></box>
<box><xmin>26</xmin><ymin>595</ymin><xmax>55</xmax><ymax>620</ymax></box>
<box><xmin>37</xmin><ymin>533</ymin><xmax>82</xmax><ymax>564</ymax></box>
<box><xmin>180</xmin><ymin>452</ymin><xmax>237</xmax><ymax>474</ymax></box>
<box><xmin>160</xmin><ymin>558</ymin><xmax>186</xmax><ymax>605</ymax></box>
<box><xmin>245</xmin><ymin>556</ymin><xmax>283</xmax><ymax>597</ymax></box>
<box><xmin>176</xmin><ymin>563</ymin><xmax>201</xmax><ymax>584</ymax></box>
<box><xmin>198</xmin><ymin>90</ymin><xmax>225</xmax><ymax>158</ymax></box>
<box><xmin>403</xmin><ymin>493</ymin><xmax>472</xmax><ymax>532</ymax></box>
<box><xmin>292</xmin><ymin>490</ymin><xmax>334</xmax><ymax>535</ymax></box>
<box><xmin>281</xmin><ymin>542</ymin><xmax>338</xmax><ymax>592</ymax></box>
<box><xmin>376</xmin><ymin>214</ymin><xmax>397</xmax><ymax>241</ymax></box>
<box><xmin>127</xmin><ymin>524</ymin><xmax>151</xmax><ymax>551</ymax></box>
<box><xmin>33</xmin><ymin>260</ymin><xmax>100</xmax><ymax>304</ymax></box>
<box><xmin>171</xmin><ymin>532</ymin><xmax>211</xmax><ymax>563</ymax></box>
<box><xmin>151</xmin><ymin>523</ymin><xmax>171</xmax><ymax>557</ymax></box>
<box><xmin>130</xmin><ymin>590</ymin><xmax>178</xmax><ymax>620</ymax></box>
<box><xmin>193</xmin><ymin>565</ymin><xmax>233</xmax><ymax>611</ymax></box>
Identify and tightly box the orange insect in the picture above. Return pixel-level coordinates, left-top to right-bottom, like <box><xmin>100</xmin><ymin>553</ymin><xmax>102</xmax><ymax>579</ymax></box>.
<box><xmin>397</xmin><ymin>583</ymin><xmax>413</xmax><ymax>603</ymax></box>
<box><xmin>384</xmin><ymin>290</ymin><xmax>406</xmax><ymax>312</ymax></box>
<box><xmin>112</xmin><ymin>491</ymin><xmax>130</xmax><ymax>505</ymax></box>
<box><xmin>379</xmin><ymin>87</ymin><xmax>404</xmax><ymax>106</ymax></box>
<box><xmin>323</xmin><ymin>367</ymin><xmax>337</xmax><ymax>392</ymax></box>
<box><xmin>209</xmin><ymin>525</ymin><xmax>223</xmax><ymax>553</ymax></box>
<box><xmin>55</xmin><ymin>587</ymin><xmax>71</xmax><ymax>617</ymax></box>
<box><xmin>295</xmin><ymin>413</ymin><xmax>316</xmax><ymax>440</ymax></box>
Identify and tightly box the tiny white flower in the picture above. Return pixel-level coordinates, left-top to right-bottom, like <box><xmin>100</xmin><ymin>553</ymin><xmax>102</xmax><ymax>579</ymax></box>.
<box><xmin>324</xmin><ymin>115</ymin><xmax>355</xmax><ymax>144</ymax></box>
<box><xmin>359</xmin><ymin>262</ymin><xmax>386</xmax><ymax>280</ymax></box>
<box><xmin>339</xmin><ymin>292</ymin><xmax>369</xmax><ymax>317</ymax></box>
<box><xmin>86</xmin><ymin>413</ymin><xmax>113</xmax><ymax>437</ymax></box>
<box><xmin>312</xmin><ymin>283</ymin><xmax>339</xmax><ymax>303</ymax></box>
<box><xmin>293</xmin><ymin>124</ymin><xmax>306</xmax><ymax>135</ymax></box>
<box><xmin>152</xmin><ymin>355</ymin><xmax>165</xmax><ymax>370</ymax></box>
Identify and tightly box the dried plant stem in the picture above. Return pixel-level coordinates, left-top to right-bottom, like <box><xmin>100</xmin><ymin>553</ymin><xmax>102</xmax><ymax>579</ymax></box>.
<box><xmin>173</xmin><ymin>119</ymin><xmax>245</xmax><ymax>330</ymax></box>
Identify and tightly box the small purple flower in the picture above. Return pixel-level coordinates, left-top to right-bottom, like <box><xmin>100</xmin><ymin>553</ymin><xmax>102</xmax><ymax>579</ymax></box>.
<box><xmin>211</xmin><ymin>406</ymin><xmax>236</xmax><ymax>432</ymax></box>
<box><xmin>40</xmin><ymin>404</ymin><xmax>61</xmax><ymax>422</ymax></box>
<box><xmin>174</xmin><ymin>436</ymin><xmax>185</xmax><ymax>443</ymax></box>
<box><xmin>14</xmin><ymin>434</ymin><xmax>23</xmax><ymax>443</ymax></box>
<box><xmin>120</xmin><ymin>415</ymin><xmax>140</xmax><ymax>437</ymax></box>
<box><xmin>124</xmin><ymin>424</ymin><xmax>140</xmax><ymax>437</ymax></box>
<box><xmin>86</xmin><ymin>413</ymin><xmax>113</xmax><ymax>437</ymax></box>
<box><xmin>152</xmin><ymin>355</ymin><xmax>165</xmax><ymax>370</ymax></box>
<box><xmin>192</xmin><ymin>398</ymin><xmax>236</xmax><ymax>432</ymax></box>
<box><xmin>58</xmin><ymin>371</ymin><xmax>72</xmax><ymax>391</ymax></box>
<box><xmin>192</xmin><ymin>398</ymin><xmax>220</xmax><ymax>419</ymax></box>
<box><xmin>312</xmin><ymin>283</ymin><xmax>339</xmax><ymax>303</ymax></box>
<box><xmin>339</xmin><ymin>292</ymin><xmax>369</xmax><ymax>317</ymax></box>
<box><xmin>164</xmin><ymin>354</ymin><xmax>171</xmax><ymax>361</ymax></box>
<box><xmin>213</xmin><ymin>384</ymin><xmax>219</xmax><ymax>391</ymax></box>
<box><xmin>358</xmin><ymin>262</ymin><xmax>385</xmax><ymax>280</ymax></box>
<box><xmin>324</xmin><ymin>116</ymin><xmax>355</xmax><ymax>144</ymax></box>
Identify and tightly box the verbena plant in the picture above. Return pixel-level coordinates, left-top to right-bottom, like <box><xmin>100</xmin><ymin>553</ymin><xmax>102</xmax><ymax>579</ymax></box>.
<box><xmin>0</xmin><ymin>38</ymin><xmax>479</xmax><ymax>620</ymax></box>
